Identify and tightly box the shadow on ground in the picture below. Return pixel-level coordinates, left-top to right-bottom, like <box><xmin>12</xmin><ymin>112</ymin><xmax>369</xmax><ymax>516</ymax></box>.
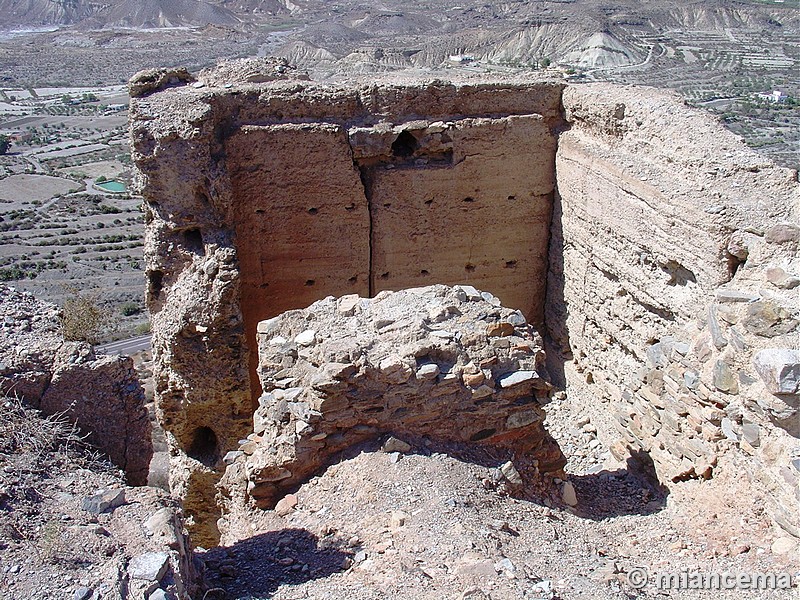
<box><xmin>200</xmin><ymin>527</ymin><xmax>352</xmax><ymax>598</ymax></box>
<box><xmin>569</xmin><ymin>449</ymin><xmax>670</xmax><ymax>520</ymax></box>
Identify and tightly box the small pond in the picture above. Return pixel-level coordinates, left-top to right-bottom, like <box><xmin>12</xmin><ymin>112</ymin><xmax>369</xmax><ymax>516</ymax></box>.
<box><xmin>96</xmin><ymin>180</ymin><xmax>126</xmax><ymax>193</ymax></box>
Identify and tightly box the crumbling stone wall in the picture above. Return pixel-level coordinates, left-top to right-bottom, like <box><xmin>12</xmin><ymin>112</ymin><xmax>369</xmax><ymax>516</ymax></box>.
<box><xmin>220</xmin><ymin>285</ymin><xmax>565</xmax><ymax>513</ymax></box>
<box><xmin>131</xmin><ymin>61</ymin><xmax>799</xmax><ymax>544</ymax></box>
<box><xmin>0</xmin><ymin>285</ymin><xmax>153</xmax><ymax>485</ymax></box>
<box><xmin>549</xmin><ymin>85</ymin><xmax>799</xmax><ymax>537</ymax></box>
<box><xmin>130</xmin><ymin>62</ymin><xmax>563</xmax><ymax>543</ymax></box>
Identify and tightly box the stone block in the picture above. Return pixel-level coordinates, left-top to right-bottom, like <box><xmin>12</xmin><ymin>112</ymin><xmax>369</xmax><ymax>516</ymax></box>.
<box><xmin>753</xmin><ymin>349</ymin><xmax>800</xmax><ymax>395</ymax></box>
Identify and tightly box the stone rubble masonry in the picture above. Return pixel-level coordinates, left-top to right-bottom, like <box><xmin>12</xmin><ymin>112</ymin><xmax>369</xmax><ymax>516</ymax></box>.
<box><xmin>219</xmin><ymin>285</ymin><xmax>566</xmax><ymax>511</ymax></box>
<box><xmin>0</xmin><ymin>285</ymin><xmax>153</xmax><ymax>485</ymax></box>
<box><xmin>550</xmin><ymin>85</ymin><xmax>799</xmax><ymax>538</ymax></box>
<box><xmin>130</xmin><ymin>60</ymin><xmax>799</xmax><ymax>544</ymax></box>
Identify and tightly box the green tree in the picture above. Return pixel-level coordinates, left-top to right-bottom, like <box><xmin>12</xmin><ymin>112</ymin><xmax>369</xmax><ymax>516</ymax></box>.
<box><xmin>119</xmin><ymin>301</ymin><xmax>140</xmax><ymax>316</ymax></box>
<box><xmin>540</xmin><ymin>57</ymin><xmax>551</xmax><ymax>68</ymax></box>
<box><xmin>0</xmin><ymin>135</ymin><xmax>10</xmax><ymax>155</ymax></box>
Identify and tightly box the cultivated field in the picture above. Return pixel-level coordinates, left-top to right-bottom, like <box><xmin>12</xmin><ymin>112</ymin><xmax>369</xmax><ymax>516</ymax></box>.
<box><xmin>0</xmin><ymin>86</ymin><xmax>146</xmax><ymax>339</ymax></box>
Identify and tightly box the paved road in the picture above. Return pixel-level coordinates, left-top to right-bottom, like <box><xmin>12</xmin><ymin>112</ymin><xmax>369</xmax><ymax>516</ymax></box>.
<box><xmin>97</xmin><ymin>334</ymin><xmax>151</xmax><ymax>356</ymax></box>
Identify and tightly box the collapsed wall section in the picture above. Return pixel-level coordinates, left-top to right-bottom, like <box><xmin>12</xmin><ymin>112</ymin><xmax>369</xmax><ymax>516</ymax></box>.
<box><xmin>220</xmin><ymin>285</ymin><xmax>565</xmax><ymax>517</ymax></box>
<box><xmin>0</xmin><ymin>285</ymin><xmax>152</xmax><ymax>485</ymax></box>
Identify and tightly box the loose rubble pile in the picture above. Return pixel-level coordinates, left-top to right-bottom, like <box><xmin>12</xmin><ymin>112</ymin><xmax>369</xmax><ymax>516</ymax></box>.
<box><xmin>0</xmin><ymin>285</ymin><xmax>152</xmax><ymax>484</ymax></box>
<box><xmin>0</xmin><ymin>398</ymin><xmax>195</xmax><ymax>599</ymax></box>
<box><xmin>205</xmin><ymin>424</ymin><xmax>798</xmax><ymax>600</ymax></box>
<box><xmin>221</xmin><ymin>285</ymin><xmax>566</xmax><ymax>512</ymax></box>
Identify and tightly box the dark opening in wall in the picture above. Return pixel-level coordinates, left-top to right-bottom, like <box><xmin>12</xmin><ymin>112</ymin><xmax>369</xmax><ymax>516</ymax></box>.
<box><xmin>187</xmin><ymin>426</ymin><xmax>220</xmax><ymax>467</ymax></box>
<box><xmin>391</xmin><ymin>131</ymin><xmax>418</xmax><ymax>158</ymax></box>
<box><xmin>470</xmin><ymin>428</ymin><xmax>497</xmax><ymax>441</ymax></box>
<box><xmin>148</xmin><ymin>270</ymin><xmax>164</xmax><ymax>300</ymax></box>
<box><xmin>183</xmin><ymin>228</ymin><xmax>205</xmax><ymax>255</ymax></box>
<box><xmin>726</xmin><ymin>251</ymin><xmax>745</xmax><ymax>279</ymax></box>
<box><xmin>661</xmin><ymin>259</ymin><xmax>696</xmax><ymax>286</ymax></box>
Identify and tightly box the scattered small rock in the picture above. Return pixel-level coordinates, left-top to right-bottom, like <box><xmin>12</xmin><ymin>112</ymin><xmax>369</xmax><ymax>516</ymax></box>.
<box><xmin>500</xmin><ymin>461</ymin><xmax>523</xmax><ymax>485</ymax></box>
<box><xmin>275</xmin><ymin>494</ymin><xmax>298</xmax><ymax>517</ymax></box>
<box><xmin>81</xmin><ymin>488</ymin><xmax>125</xmax><ymax>514</ymax></box>
<box><xmin>562</xmin><ymin>481</ymin><xmax>578</xmax><ymax>507</ymax></box>
<box><xmin>382</xmin><ymin>436</ymin><xmax>412</xmax><ymax>453</ymax></box>
<box><xmin>74</xmin><ymin>586</ymin><xmax>93</xmax><ymax>600</ymax></box>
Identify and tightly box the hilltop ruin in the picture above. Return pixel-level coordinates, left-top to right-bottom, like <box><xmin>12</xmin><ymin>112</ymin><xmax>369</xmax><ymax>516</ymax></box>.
<box><xmin>130</xmin><ymin>60</ymin><xmax>799</xmax><ymax>547</ymax></box>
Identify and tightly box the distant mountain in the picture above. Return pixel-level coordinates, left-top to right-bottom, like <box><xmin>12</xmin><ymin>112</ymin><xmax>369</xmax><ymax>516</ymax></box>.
<box><xmin>0</xmin><ymin>0</ymin><xmax>242</xmax><ymax>29</ymax></box>
<box><xmin>2</xmin><ymin>0</ymin><xmax>797</xmax><ymax>35</ymax></box>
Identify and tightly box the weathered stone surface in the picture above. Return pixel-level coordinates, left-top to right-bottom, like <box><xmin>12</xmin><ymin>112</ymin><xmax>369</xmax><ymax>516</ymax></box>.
<box><xmin>365</xmin><ymin>115</ymin><xmax>555</xmax><ymax>323</ymax></box>
<box><xmin>753</xmin><ymin>349</ymin><xmax>800</xmax><ymax>395</ymax></box>
<box><xmin>742</xmin><ymin>300</ymin><xmax>798</xmax><ymax>337</ymax></box>
<box><xmin>713</xmin><ymin>360</ymin><xmax>739</xmax><ymax>395</ymax></box>
<box><xmin>765</xmin><ymin>222</ymin><xmax>800</xmax><ymax>244</ymax></box>
<box><xmin>561</xmin><ymin>481</ymin><xmax>578</xmax><ymax>507</ymax></box>
<box><xmin>220</xmin><ymin>286</ymin><xmax>564</xmax><ymax>510</ymax></box>
<box><xmin>382</xmin><ymin>436</ymin><xmax>412</xmax><ymax>453</ymax></box>
<box><xmin>128</xmin><ymin>67</ymin><xmax>196</xmax><ymax>97</ymax></box>
<box><xmin>550</xmin><ymin>83</ymin><xmax>799</xmax><ymax>534</ymax></box>
<box><xmin>132</xmin><ymin>71</ymin><xmax>568</xmax><ymax>542</ymax></box>
<box><xmin>0</xmin><ymin>286</ymin><xmax>62</xmax><ymax>403</ymax></box>
<box><xmin>134</xmin><ymin>64</ymin><xmax>800</xmax><ymax>541</ymax></box>
<box><xmin>274</xmin><ymin>494</ymin><xmax>298</xmax><ymax>517</ymax></box>
<box><xmin>715</xmin><ymin>289</ymin><xmax>760</xmax><ymax>303</ymax></box>
<box><xmin>765</xmin><ymin>266</ymin><xmax>800</xmax><ymax>290</ymax></box>
<box><xmin>197</xmin><ymin>56</ymin><xmax>309</xmax><ymax>86</ymax></box>
<box><xmin>0</xmin><ymin>285</ymin><xmax>152</xmax><ymax>485</ymax></box>
<box><xmin>41</xmin><ymin>345</ymin><xmax>152</xmax><ymax>485</ymax></box>
<box><xmin>81</xmin><ymin>488</ymin><xmax>126</xmax><ymax>514</ymax></box>
<box><xmin>129</xmin><ymin>551</ymin><xmax>170</xmax><ymax>582</ymax></box>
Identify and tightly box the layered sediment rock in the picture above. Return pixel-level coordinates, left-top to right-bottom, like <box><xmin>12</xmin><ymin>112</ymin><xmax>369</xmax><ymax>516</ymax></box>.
<box><xmin>550</xmin><ymin>85</ymin><xmax>799</xmax><ymax>536</ymax></box>
<box><xmin>220</xmin><ymin>285</ymin><xmax>565</xmax><ymax>512</ymax></box>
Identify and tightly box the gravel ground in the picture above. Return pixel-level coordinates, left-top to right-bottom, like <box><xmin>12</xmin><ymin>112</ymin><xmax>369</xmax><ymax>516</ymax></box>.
<box><xmin>202</xmin><ymin>382</ymin><xmax>800</xmax><ymax>600</ymax></box>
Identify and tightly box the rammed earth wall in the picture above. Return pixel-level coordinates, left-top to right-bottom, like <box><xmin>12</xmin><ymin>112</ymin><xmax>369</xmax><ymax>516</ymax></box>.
<box><xmin>130</xmin><ymin>62</ymin><xmax>799</xmax><ymax>545</ymax></box>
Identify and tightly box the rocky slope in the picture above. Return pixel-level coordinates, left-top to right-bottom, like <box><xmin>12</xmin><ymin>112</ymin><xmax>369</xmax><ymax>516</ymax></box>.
<box><xmin>0</xmin><ymin>284</ymin><xmax>152</xmax><ymax>484</ymax></box>
<box><xmin>0</xmin><ymin>397</ymin><xmax>195</xmax><ymax>599</ymax></box>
